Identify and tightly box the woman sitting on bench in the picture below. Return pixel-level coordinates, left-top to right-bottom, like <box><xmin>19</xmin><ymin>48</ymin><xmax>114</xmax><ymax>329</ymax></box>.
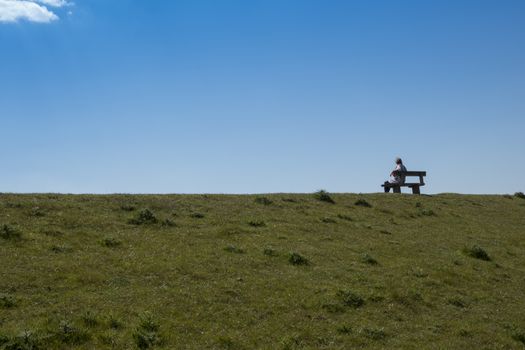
<box><xmin>384</xmin><ymin>157</ymin><xmax>407</xmax><ymax>193</ymax></box>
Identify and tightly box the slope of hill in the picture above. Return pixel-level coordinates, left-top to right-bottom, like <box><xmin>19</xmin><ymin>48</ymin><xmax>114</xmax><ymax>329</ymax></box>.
<box><xmin>1</xmin><ymin>193</ymin><xmax>524</xmax><ymax>349</ymax></box>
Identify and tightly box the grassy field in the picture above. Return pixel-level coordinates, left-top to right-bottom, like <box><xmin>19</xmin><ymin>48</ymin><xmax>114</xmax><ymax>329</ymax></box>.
<box><xmin>1</xmin><ymin>192</ymin><xmax>525</xmax><ymax>349</ymax></box>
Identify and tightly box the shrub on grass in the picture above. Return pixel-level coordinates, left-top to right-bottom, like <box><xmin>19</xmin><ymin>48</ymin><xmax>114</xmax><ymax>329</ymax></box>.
<box><xmin>248</xmin><ymin>220</ymin><xmax>266</xmax><ymax>227</ymax></box>
<box><xmin>5</xmin><ymin>330</ymin><xmax>41</xmax><ymax>350</ymax></box>
<box><xmin>362</xmin><ymin>253</ymin><xmax>378</xmax><ymax>265</ymax></box>
<box><xmin>314</xmin><ymin>190</ymin><xmax>335</xmax><ymax>204</ymax></box>
<box><xmin>464</xmin><ymin>245</ymin><xmax>491</xmax><ymax>261</ymax></box>
<box><xmin>56</xmin><ymin>321</ymin><xmax>91</xmax><ymax>345</ymax></box>
<box><xmin>224</xmin><ymin>245</ymin><xmax>245</xmax><ymax>254</ymax></box>
<box><xmin>355</xmin><ymin>199</ymin><xmax>371</xmax><ymax>208</ymax></box>
<box><xmin>133</xmin><ymin>313</ymin><xmax>162</xmax><ymax>349</ymax></box>
<box><xmin>129</xmin><ymin>209</ymin><xmax>158</xmax><ymax>225</ymax></box>
<box><xmin>337</xmin><ymin>290</ymin><xmax>364</xmax><ymax>308</ymax></box>
<box><xmin>190</xmin><ymin>213</ymin><xmax>205</xmax><ymax>219</ymax></box>
<box><xmin>0</xmin><ymin>224</ymin><xmax>22</xmax><ymax>240</ymax></box>
<box><xmin>288</xmin><ymin>252</ymin><xmax>308</xmax><ymax>266</ymax></box>
<box><xmin>254</xmin><ymin>197</ymin><xmax>273</xmax><ymax>205</ymax></box>
<box><xmin>514</xmin><ymin>191</ymin><xmax>525</xmax><ymax>199</ymax></box>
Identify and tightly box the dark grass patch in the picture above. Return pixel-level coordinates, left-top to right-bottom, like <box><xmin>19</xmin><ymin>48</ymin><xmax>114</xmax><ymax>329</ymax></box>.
<box><xmin>224</xmin><ymin>245</ymin><xmax>245</xmax><ymax>254</ymax></box>
<box><xmin>412</xmin><ymin>268</ymin><xmax>428</xmax><ymax>278</ymax></box>
<box><xmin>248</xmin><ymin>220</ymin><xmax>266</xmax><ymax>227</ymax></box>
<box><xmin>337</xmin><ymin>325</ymin><xmax>352</xmax><ymax>334</ymax></box>
<box><xmin>321</xmin><ymin>217</ymin><xmax>337</xmax><ymax>224</ymax></box>
<box><xmin>361</xmin><ymin>253</ymin><xmax>378</xmax><ymax>265</ymax></box>
<box><xmin>0</xmin><ymin>334</ymin><xmax>8</xmax><ymax>346</ymax></box>
<box><xmin>314</xmin><ymin>190</ymin><xmax>335</xmax><ymax>204</ymax></box>
<box><xmin>514</xmin><ymin>192</ymin><xmax>525</xmax><ymax>199</ymax></box>
<box><xmin>282</xmin><ymin>198</ymin><xmax>298</xmax><ymax>203</ymax></box>
<box><xmin>41</xmin><ymin>229</ymin><xmax>64</xmax><ymax>237</ymax></box>
<box><xmin>503</xmin><ymin>194</ymin><xmax>513</xmax><ymax>199</ymax></box>
<box><xmin>355</xmin><ymin>199</ymin><xmax>372</xmax><ymax>208</ymax></box>
<box><xmin>133</xmin><ymin>313</ymin><xmax>162</xmax><ymax>349</ymax></box>
<box><xmin>448</xmin><ymin>297</ymin><xmax>467</xmax><ymax>308</ymax></box>
<box><xmin>120</xmin><ymin>204</ymin><xmax>136</xmax><ymax>211</ymax></box>
<box><xmin>458</xmin><ymin>329</ymin><xmax>473</xmax><ymax>338</ymax></box>
<box><xmin>3</xmin><ymin>330</ymin><xmax>41</xmax><ymax>349</ymax></box>
<box><xmin>101</xmin><ymin>237</ymin><xmax>122</xmax><ymax>248</ymax></box>
<box><xmin>82</xmin><ymin>311</ymin><xmax>99</xmax><ymax>328</ymax></box>
<box><xmin>4</xmin><ymin>202</ymin><xmax>24</xmax><ymax>209</ymax></box>
<box><xmin>379</xmin><ymin>230</ymin><xmax>392</xmax><ymax>235</ymax></box>
<box><xmin>362</xmin><ymin>327</ymin><xmax>386</xmax><ymax>341</ymax></box>
<box><xmin>263</xmin><ymin>248</ymin><xmax>278</xmax><ymax>257</ymax></box>
<box><xmin>56</xmin><ymin>320</ymin><xmax>91</xmax><ymax>345</ymax></box>
<box><xmin>108</xmin><ymin>315</ymin><xmax>123</xmax><ymax>330</ymax></box>
<box><xmin>337</xmin><ymin>290</ymin><xmax>365</xmax><ymax>308</ymax></box>
<box><xmin>463</xmin><ymin>245</ymin><xmax>491</xmax><ymax>261</ymax></box>
<box><xmin>420</xmin><ymin>209</ymin><xmax>436</xmax><ymax>216</ymax></box>
<box><xmin>322</xmin><ymin>303</ymin><xmax>346</xmax><ymax>313</ymax></box>
<box><xmin>288</xmin><ymin>252</ymin><xmax>309</xmax><ymax>266</ymax></box>
<box><xmin>512</xmin><ymin>331</ymin><xmax>525</xmax><ymax>345</ymax></box>
<box><xmin>29</xmin><ymin>206</ymin><xmax>46</xmax><ymax>217</ymax></box>
<box><xmin>0</xmin><ymin>224</ymin><xmax>22</xmax><ymax>240</ymax></box>
<box><xmin>190</xmin><ymin>212</ymin><xmax>205</xmax><ymax>219</ymax></box>
<box><xmin>50</xmin><ymin>245</ymin><xmax>70</xmax><ymax>253</ymax></box>
<box><xmin>129</xmin><ymin>209</ymin><xmax>158</xmax><ymax>225</ymax></box>
<box><xmin>161</xmin><ymin>219</ymin><xmax>177</xmax><ymax>227</ymax></box>
<box><xmin>0</xmin><ymin>294</ymin><xmax>17</xmax><ymax>309</ymax></box>
<box><xmin>337</xmin><ymin>214</ymin><xmax>353</xmax><ymax>221</ymax></box>
<box><xmin>391</xmin><ymin>290</ymin><xmax>423</xmax><ymax>307</ymax></box>
<box><xmin>254</xmin><ymin>197</ymin><xmax>273</xmax><ymax>205</ymax></box>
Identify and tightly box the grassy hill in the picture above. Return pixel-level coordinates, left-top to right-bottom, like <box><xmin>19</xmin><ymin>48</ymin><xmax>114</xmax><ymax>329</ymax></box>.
<box><xmin>1</xmin><ymin>192</ymin><xmax>525</xmax><ymax>349</ymax></box>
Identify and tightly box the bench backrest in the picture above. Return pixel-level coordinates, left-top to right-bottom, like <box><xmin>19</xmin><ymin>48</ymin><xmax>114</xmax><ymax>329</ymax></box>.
<box><xmin>400</xmin><ymin>171</ymin><xmax>426</xmax><ymax>177</ymax></box>
<box><xmin>399</xmin><ymin>171</ymin><xmax>426</xmax><ymax>185</ymax></box>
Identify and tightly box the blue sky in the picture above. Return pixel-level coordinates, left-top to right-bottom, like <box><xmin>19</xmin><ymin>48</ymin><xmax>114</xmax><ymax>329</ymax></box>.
<box><xmin>1</xmin><ymin>0</ymin><xmax>524</xmax><ymax>194</ymax></box>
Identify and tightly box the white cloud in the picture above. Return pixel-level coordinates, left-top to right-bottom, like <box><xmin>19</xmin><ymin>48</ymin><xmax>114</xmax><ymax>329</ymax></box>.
<box><xmin>0</xmin><ymin>0</ymin><xmax>71</xmax><ymax>23</ymax></box>
<box><xmin>35</xmin><ymin>0</ymin><xmax>68</xmax><ymax>7</ymax></box>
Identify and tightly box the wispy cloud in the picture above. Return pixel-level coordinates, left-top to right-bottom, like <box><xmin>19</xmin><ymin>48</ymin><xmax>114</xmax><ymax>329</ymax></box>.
<box><xmin>0</xmin><ymin>0</ymin><xmax>71</xmax><ymax>23</ymax></box>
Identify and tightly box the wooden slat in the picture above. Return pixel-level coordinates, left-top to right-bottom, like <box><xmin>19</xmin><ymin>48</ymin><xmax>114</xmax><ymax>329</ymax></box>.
<box><xmin>399</xmin><ymin>171</ymin><xmax>426</xmax><ymax>176</ymax></box>
<box><xmin>382</xmin><ymin>183</ymin><xmax>425</xmax><ymax>187</ymax></box>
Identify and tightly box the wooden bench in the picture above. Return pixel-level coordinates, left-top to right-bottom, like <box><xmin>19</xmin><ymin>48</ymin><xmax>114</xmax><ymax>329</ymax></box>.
<box><xmin>381</xmin><ymin>171</ymin><xmax>427</xmax><ymax>194</ymax></box>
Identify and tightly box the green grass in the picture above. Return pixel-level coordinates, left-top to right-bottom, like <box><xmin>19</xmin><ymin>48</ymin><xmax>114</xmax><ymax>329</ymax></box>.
<box><xmin>1</xmin><ymin>193</ymin><xmax>525</xmax><ymax>349</ymax></box>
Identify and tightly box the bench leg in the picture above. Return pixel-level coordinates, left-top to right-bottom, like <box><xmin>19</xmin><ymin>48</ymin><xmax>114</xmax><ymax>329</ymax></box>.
<box><xmin>393</xmin><ymin>186</ymin><xmax>401</xmax><ymax>194</ymax></box>
<box><xmin>412</xmin><ymin>185</ymin><xmax>420</xmax><ymax>195</ymax></box>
